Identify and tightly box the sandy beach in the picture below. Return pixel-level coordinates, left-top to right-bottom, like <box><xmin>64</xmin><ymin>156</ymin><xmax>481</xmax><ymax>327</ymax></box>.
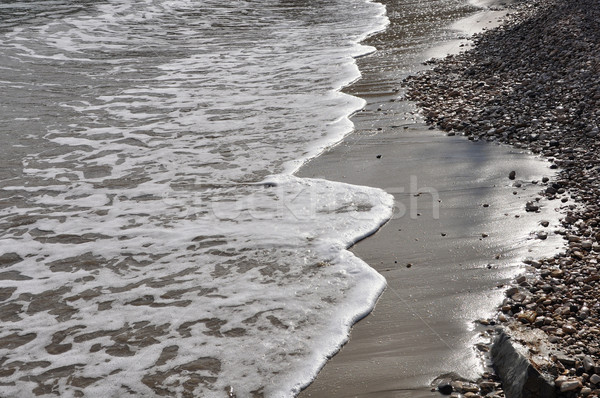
<box><xmin>298</xmin><ymin>0</ymin><xmax>571</xmax><ymax>396</ymax></box>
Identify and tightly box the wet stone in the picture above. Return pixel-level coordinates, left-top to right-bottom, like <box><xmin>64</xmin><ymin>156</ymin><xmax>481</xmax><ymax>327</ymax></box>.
<box><xmin>584</xmin><ymin>356</ymin><xmax>595</xmax><ymax>373</ymax></box>
<box><xmin>438</xmin><ymin>380</ymin><xmax>453</xmax><ymax>395</ymax></box>
<box><xmin>525</xmin><ymin>201</ymin><xmax>540</xmax><ymax>212</ymax></box>
<box><xmin>560</xmin><ymin>379</ymin><xmax>582</xmax><ymax>392</ymax></box>
<box><xmin>557</xmin><ymin>355</ymin><xmax>577</xmax><ymax>368</ymax></box>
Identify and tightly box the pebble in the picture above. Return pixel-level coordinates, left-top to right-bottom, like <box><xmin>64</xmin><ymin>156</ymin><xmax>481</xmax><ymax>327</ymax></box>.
<box><xmin>584</xmin><ymin>356</ymin><xmax>596</xmax><ymax>373</ymax></box>
<box><xmin>582</xmin><ymin>241</ymin><xmax>593</xmax><ymax>250</ymax></box>
<box><xmin>590</xmin><ymin>374</ymin><xmax>600</xmax><ymax>385</ymax></box>
<box><xmin>563</xmin><ymin>324</ymin><xmax>577</xmax><ymax>335</ymax></box>
<box><xmin>438</xmin><ymin>380</ymin><xmax>453</xmax><ymax>395</ymax></box>
<box><xmin>560</xmin><ymin>379</ymin><xmax>582</xmax><ymax>392</ymax></box>
<box><xmin>525</xmin><ymin>201</ymin><xmax>539</xmax><ymax>212</ymax></box>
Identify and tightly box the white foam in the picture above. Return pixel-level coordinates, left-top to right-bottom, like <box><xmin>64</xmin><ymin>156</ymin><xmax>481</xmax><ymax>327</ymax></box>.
<box><xmin>0</xmin><ymin>0</ymin><xmax>391</xmax><ymax>396</ymax></box>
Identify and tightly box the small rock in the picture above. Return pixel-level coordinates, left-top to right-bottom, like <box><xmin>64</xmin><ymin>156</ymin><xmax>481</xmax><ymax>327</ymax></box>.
<box><xmin>559</xmin><ymin>379</ymin><xmax>581</xmax><ymax>392</ymax></box>
<box><xmin>583</xmin><ymin>356</ymin><xmax>595</xmax><ymax>373</ymax></box>
<box><xmin>590</xmin><ymin>374</ymin><xmax>600</xmax><ymax>385</ymax></box>
<box><xmin>450</xmin><ymin>380</ymin><xmax>463</xmax><ymax>391</ymax></box>
<box><xmin>537</xmin><ymin>231</ymin><xmax>548</xmax><ymax>240</ymax></box>
<box><xmin>557</xmin><ymin>355</ymin><xmax>576</xmax><ymax>368</ymax></box>
<box><xmin>512</xmin><ymin>292</ymin><xmax>527</xmax><ymax>302</ymax></box>
<box><xmin>438</xmin><ymin>380</ymin><xmax>453</xmax><ymax>395</ymax></box>
<box><xmin>517</xmin><ymin>310</ymin><xmax>537</xmax><ymax>324</ymax></box>
<box><xmin>555</xmin><ymin>375</ymin><xmax>568</xmax><ymax>386</ymax></box>
<box><xmin>525</xmin><ymin>201</ymin><xmax>540</xmax><ymax>212</ymax></box>
<box><xmin>549</xmin><ymin>335</ymin><xmax>560</xmax><ymax>343</ymax></box>
<box><xmin>478</xmin><ymin>381</ymin><xmax>495</xmax><ymax>392</ymax></box>
<box><xmin>509</xmin><ymin>170</ymin><xmax>516</xmax><ymax>180</ymax></box>
<box><xmin>540</xmin><ymin>220</ymin><xmax>550</xmax><ymax>227</ymax></box>
<box><xmin>550</xmin><ymin>269</ymin><xmax>564</xmax><ymax>278</ymax></box>
<box><xmin>475</xmin><ymin>343</ymin><xmax>489</xmax><ymax>352</ymax></box>
<box><xmin>562</xmin><ymin>324</ymin><xmax>577</xmax><ymax>334</ymax></box>
<box><xmin>581</xmin><ymin>240</ymin><xmax>593</xmax><ymax>250</ymax></box>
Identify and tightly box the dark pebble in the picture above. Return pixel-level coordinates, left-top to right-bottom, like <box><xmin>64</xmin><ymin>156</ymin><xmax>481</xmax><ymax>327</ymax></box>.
<box><xmin>437</xmin><ymin>380</ymin><xmax>453</xmax><ymax>395</ymax></box>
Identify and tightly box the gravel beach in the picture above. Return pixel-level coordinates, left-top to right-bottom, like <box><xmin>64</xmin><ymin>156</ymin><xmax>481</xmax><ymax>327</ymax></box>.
<box><xmin>405</xmin><ymin>0</ymin><xmax>600</xmax><ymax>396</ymax></box>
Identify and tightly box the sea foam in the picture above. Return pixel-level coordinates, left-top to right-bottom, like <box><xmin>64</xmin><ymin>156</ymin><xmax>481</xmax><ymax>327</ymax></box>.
<box><xmin>0</xmin><ymin>0</ymin><xmax>390</xmax><ymax>396</ymax></box>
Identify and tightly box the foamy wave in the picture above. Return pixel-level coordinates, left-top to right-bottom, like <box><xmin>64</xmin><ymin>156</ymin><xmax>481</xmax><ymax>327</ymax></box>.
<box><xmin>0</xmin><ymin>0</ymin><xmax>390</xmax><ymax>396</ymax></box>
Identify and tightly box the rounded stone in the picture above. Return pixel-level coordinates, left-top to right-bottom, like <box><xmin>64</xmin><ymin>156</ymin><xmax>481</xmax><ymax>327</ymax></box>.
<box><xmin>438</xmin><ymin>380</ymin><xmax>453</xmax><ymax>395</ymax></box>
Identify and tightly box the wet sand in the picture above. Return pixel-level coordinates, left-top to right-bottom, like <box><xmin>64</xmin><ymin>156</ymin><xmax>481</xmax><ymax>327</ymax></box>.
<box><xmin>297</xmin><ymin>0</ymin><xmax>564</xmax><ymax>396</ymax></box>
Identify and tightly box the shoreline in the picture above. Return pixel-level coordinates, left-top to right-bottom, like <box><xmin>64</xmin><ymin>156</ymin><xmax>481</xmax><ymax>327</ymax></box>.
<box><xmin>297</xmin><ymin>0</ymin><xmax>566</xmax><ymax>396</ymax></box>
<box><xmin>405</xmin><ymin>0</ymin><xmax>600</xmax><ymax>395</ymax></box>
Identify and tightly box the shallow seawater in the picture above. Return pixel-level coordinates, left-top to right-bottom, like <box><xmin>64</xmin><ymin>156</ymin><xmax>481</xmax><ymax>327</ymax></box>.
<box><xmin>0</xmin><ymin>1</ymin><xmax>393</xmax><ymax>396</ymax></box>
